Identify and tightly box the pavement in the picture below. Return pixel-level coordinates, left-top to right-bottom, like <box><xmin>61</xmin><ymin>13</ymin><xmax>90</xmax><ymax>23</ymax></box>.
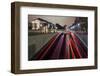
<box><xmin>30</xmin><ymin>31</ymin><xmax>88</xmax><ymax>60</ymax></box>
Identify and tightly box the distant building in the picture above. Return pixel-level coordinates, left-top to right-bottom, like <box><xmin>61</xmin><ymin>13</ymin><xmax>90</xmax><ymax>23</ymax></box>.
<box><xmin>64</xmin><ymin>25</ymin><xmax>69</xmax><ymax>32</ymax></box>
<box><xmin>30</xmin><ymin>18</ymin><xmax>57</xmax><ymax>33</ymax></box>
<box><xmin>69</xmin><ymin>17</ymin><xmax>88</xmax><ymax>32</ymax></box>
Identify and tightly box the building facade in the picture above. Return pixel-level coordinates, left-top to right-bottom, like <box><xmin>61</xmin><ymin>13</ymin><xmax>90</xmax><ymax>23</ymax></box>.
<box><xmin>31</xmin><ymin>18</ymin><xmax>57</xmax><ymax>33</ymax></box>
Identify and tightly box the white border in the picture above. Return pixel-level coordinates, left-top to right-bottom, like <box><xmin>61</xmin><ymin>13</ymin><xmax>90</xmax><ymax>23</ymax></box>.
<box><xmin>20</xmin><ymin>6</ymin><xmax>95</xmax><ymax>70</ymax></box>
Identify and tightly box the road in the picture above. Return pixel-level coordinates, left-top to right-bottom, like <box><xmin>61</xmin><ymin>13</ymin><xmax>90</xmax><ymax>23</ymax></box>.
<box><xmin>30</xmin><ymin>31</ymin><xmax>88</xmax><ymax>60</ymax></box>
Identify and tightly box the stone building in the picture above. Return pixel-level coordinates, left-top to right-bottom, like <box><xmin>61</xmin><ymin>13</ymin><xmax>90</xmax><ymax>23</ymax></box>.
<box><xmin>31</xmin><ymin>18</ymin><xmax>57</xmax><ymax>33</ymax></box>
<box><xmin>69</xmin><ymin>17</ymin><xmax>88</xmax><ymax>32</ymax></box>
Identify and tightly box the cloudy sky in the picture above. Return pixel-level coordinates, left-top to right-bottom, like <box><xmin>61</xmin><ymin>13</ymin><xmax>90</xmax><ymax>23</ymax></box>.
<box><xmin>28</xmin><ymin>15</ymin><xmax>76</xmax><ymax>26</ymax></box>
